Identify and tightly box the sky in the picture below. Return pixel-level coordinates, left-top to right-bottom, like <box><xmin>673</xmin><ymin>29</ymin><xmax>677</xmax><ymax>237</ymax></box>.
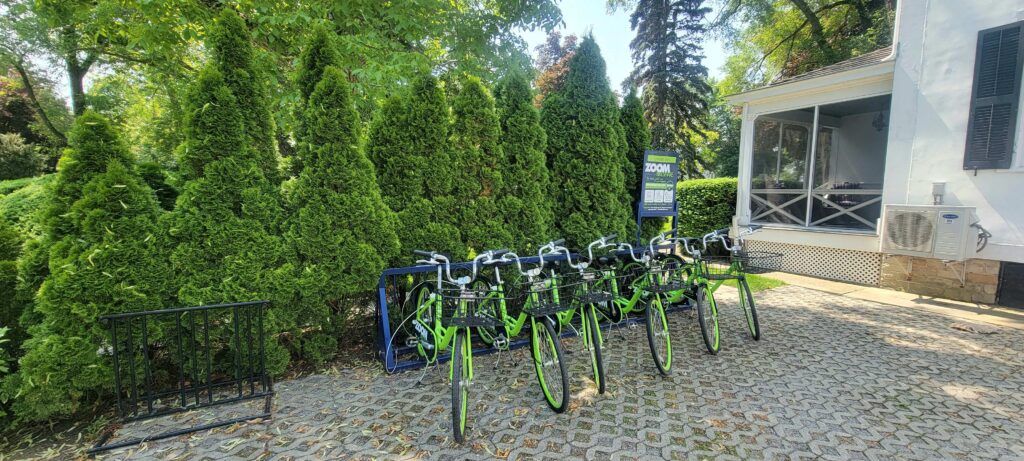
<box><xmin>519</xmin><ymin>0</ymin><xmax>728</xmax><ymax>92</ymax></box>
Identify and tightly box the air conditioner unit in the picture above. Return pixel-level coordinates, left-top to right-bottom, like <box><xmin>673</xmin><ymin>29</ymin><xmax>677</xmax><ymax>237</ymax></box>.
<box><xmin>880</xmin><ymin>205</ymin><xmax>979</xmax><ymax>261</ymax></box>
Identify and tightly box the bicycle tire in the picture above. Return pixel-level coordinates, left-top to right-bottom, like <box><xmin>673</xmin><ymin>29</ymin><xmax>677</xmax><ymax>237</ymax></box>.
<box><xmin>645</xmin><ymin>293</ymin><xmax>672</xmax><ymax>375</ymax></box>
<box><xmin>739</xmin><ymin>277</ymin><xmax>761</xmax><ymax>340</ymax></box>
<box><xmin>531</xmin><ymin>316</ymin><xmax>570</xmax><ymax>413</ymax></box>
<box><xmin>694</xmin><ymin>284</ymin><xmax>721</xmax><ymax>355</ymax></box>
<box><xmin>585</xmin><ymin>305</ymin><xmax>606</xmax><ymax>394</ymax></box>
<box><xmin>412</xmin><ymin>282</ymin><xmax>439</xmax><ymax>363</ymax></box>
<box><xmin>451</xmin><ymin>329</ymin><xmax>469</xmax><ymax>442</ymax></box>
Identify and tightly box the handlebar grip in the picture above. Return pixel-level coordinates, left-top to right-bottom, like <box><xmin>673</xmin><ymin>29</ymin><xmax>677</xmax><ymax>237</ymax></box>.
<box><xmin>412</xmin><ymin>250</ymin><xmax>432</xmax><ymax>257</ymax></box>
<box><xmin>748</xmin><ymin>224</ymin><xmax>763</xmax><ymax>232</ymax></box>
<box><xmin>550</xmin><ymin>238</ymin><xmax>566</xmax><ymax>246</ymax></box>
<box><xmin>715</xmin><ymin>227</ymin><xmax>730</xmax><ymax>235</ymax></box>
<box><xmin>665</xmin><ymin>228</ymin><xmax>678</xmax><ymax>236</ymax></box>
<box><xmin>490</xmin><ymin>249</ymin><xmax>509</xmax><ymax>258</ymax></box>
<box><xmin>604</xmin><ymin>233</ymin><xmax>617</xmax><ymax>241</ymax></box>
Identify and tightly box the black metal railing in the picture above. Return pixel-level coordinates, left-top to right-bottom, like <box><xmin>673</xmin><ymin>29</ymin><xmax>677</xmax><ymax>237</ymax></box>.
<box><xmin>89</xmin><ymin>301</ymin><xmax>274</xmax><ymax>455</ymax></box>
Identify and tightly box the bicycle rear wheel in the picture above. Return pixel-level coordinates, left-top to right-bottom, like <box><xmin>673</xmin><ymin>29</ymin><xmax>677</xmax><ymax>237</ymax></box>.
<box><xmin>470</xmin><ymin>277</ymin><xmax>503</xmax><ymax>346</ymax></box>
<box><xmin>645</xmin><ymin>292</ymin><xmax>672</xmax><ymax>375</ymax></box>
<box><xmin>451</xmin><ymin>329</ymin><xmax>470</xmax><ymax>442</ymax></box>
<box><xmin>584</xmin><ymin>305</ymin><xmax>606</xmax><ymax>394</ymax></box>
<box><xmin>694</xmin><ymin>284</ymin><xmax>721</xmax><ymax>354</ymax></box>
<box><xmin>738</xmin><ymin>277</ymin><xmax>761</xmax><ymax>340</ymax></box>
<box><xmin>531</xmin><ymin>316</ymin><xmax>570</xmax><ymax>413</ymax></box>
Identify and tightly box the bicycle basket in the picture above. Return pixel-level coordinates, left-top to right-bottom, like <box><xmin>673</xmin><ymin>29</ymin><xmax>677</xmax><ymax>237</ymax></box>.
<box><xmin>733</xmin><ymin>250</ymin><xmax>783</xmax><ymax>274</ymax></box>
<box><xmin>437</xmin><ymin>286</ymin><xmax>504</xmax><ymax>328</ymax></box>
<box><xmin>515</xmin><ymin>273</ymin><xmax>581</xmax><ymax>317</ymax></box>
<box><xmin>702</xmin><ymin>256</ymin><xmax>739</xmax><ymax>281</ymax></box>
<box><xmin>646</xmin><ymin>263</ymin><xmax>688</xmax><ymax>293</ymax></box>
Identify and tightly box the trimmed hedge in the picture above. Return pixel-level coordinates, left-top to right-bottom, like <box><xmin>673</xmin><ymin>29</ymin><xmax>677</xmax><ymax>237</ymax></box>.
<box><xmin>677</xmin><ymin>177</ymin><xmax>737</xmax><ymax>238</ymax></box>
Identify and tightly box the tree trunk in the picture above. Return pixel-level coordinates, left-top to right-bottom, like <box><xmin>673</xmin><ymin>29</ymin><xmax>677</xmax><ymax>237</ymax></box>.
<box><xmin>67</xmin><ymin>58</ymin><xmax>88</xmax><ymax>116</ymax></box>
<box><xmin>10</xmin><ymin>57</ymin><xmax>67</xmax><ymax>145</ymax></box>
<box><xmin>788</xmin><ymin>0</ymin><xmax>831</xmax><ymax>54</ymax></box>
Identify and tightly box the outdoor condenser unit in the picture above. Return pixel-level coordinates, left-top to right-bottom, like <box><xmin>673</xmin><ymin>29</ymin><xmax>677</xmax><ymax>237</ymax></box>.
<box><xmin>880</xmin><ymin>205</ymin><xmax>979</xmax><ymax>261</ymax></box>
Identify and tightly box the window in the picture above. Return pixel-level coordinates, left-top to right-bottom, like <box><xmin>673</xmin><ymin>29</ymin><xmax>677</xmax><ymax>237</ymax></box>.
<box><xmin>749</xmin><ymin>95</ymin><xmax>890</xmax><ymax>231</ymax></box>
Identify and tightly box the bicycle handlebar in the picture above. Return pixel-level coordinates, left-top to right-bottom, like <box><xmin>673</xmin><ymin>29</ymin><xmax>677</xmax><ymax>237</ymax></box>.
<box><xmin>412</xmin><ymin>249</ymin><xmax>433</xmax><ymax>257</ymax></box>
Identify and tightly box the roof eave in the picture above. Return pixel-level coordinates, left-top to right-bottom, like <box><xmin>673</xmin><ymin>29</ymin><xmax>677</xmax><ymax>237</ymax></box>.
<box><xmin>725</xmin><ymin>60</ymin><xmax>896</xmax><ymax>106</ymax></box>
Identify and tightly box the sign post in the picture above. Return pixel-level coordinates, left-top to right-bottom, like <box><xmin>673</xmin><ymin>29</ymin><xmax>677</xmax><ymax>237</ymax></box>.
<box><xmin>636</xmin><ymin>150</ymin><xmax>680</xmax><ymax>246</ymax></box>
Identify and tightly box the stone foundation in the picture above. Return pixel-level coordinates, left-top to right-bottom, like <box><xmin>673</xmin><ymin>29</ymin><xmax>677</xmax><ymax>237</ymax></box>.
<box><xmin>879</xmin><ymin>255</ymin><xmax>1000</xmax><ymax>304</ymax></box>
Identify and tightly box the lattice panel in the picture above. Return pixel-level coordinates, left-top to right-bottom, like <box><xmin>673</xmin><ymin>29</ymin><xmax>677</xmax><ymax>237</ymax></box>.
<box><xmin>746</xmin><ymin>240</ymin><xmax>882</xmax><ymax>286</ymax></box>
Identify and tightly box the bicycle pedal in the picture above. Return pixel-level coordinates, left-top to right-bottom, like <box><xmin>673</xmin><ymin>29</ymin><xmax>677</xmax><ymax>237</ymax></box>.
<box><xmin>493</xmin><ymin>336</ymin><xmax>509</xmax><ymax>349</ymax></box>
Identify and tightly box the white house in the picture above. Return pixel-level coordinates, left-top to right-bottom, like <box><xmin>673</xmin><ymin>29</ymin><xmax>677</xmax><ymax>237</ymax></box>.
<box><xmin>726</xmin><ymin>1</ymin><xmax>1024</xmax><ymax>305</ymax></box>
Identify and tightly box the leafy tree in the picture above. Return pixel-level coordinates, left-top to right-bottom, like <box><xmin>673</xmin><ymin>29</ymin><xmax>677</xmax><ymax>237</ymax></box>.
<box><xmin>713</xmin><ymin>0</ymin><xmax>896</xmax><ymax>93</ymax></box>
<box><xmin>367</xmin><ymin>74</ymin><xmax>464</xmax><ymax>264</ymax></box>
<box><xmin>0</xmin><ymin>76</ymin><xmax>48</xmax><ymax>145</ymax></box>
<box><xmin>166</xmin><ymin>65</ymin><xmax>292</xmax><ymax>373</ymax></box>
<box><xmin>541</xmin><ymin>35</ymin><xmax>632</xmax><ymax>247</ymax></box>
<box><xmin>707</xmin><ymin>83</ymin><xmax>741</xmax><ymax>177</ymax></box>
<box><xmin>624</xmin><ymin>0</ymin><xmax>712</xmax><ymax>179</ymax></box>
<box><xmin>532</xmin><ymin>31</ymin><xmax>578</xmax><ymax>107</ymax></box>
<box><xmin>0</xmin><ymin>219</ymin><xmax>21</xmax><ymax>357</ymax></box>
<box><xmin>209</xmin><ymin>9</ymin><xmax>279</xmax><ymax>184</ymax></box>
<box><xmin>288</xmin><ymin>66</ymin><xmax>399</xmax><ymax>364</ymax></box>
<box><xmin>450</xmin><ymin>76</ymin><xmax>510</xmax><ymax>252</ymax></box>
<box><xmin>8</xmin><ymin>159</ymin><xmax>167</xmax><ymax>421</ymax></box>
<box><xmin>495</xmin><ymin>72</ymin><xmax>552</xmax><ymax>251</ymax></box>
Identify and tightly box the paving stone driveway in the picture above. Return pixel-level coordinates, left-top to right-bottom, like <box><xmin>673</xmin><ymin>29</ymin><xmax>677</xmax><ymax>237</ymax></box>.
<box><xmin>98</xmin><ymin>285</ymin><xmax>1024</xmax><ymax>460</ymax></box>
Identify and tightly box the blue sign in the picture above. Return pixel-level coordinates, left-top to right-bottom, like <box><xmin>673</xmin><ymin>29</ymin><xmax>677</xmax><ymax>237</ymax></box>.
<box><xmin>638</xmin><ymin>150</ymin><xmax>679</xmax><ymax>216</ymax></box>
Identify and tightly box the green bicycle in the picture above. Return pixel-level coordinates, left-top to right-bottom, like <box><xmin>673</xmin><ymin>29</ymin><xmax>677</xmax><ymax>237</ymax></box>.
<box><xmin>588</xmin><ymin>231</ymin><xmax>678</xmax><ymax>376</ymax></box>
<box><xmin>676</xmin><ymin>234</ymin><xmax>722</xmax><ymax>355</ymax></box>
<box><xmin>698</xmin><ymin>225</ymin><xmax>779</xmax><ymax>341</ymax></box>
<box><xmin>470</xmin><ymin>245</ymin><xmax>573</xmax><ymax>413</ymax></box>
<box><xmin>408</xmin><ymin>249</ymin><xmax>506</xmax><ymax>442</ymax></box>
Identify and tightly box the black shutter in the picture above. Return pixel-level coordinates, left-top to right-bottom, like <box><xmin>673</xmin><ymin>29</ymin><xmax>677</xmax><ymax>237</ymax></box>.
<box><xmin>964</xmin><ymin>21</ymin><xmax>1024</xmax><ymax>170</ymax></box>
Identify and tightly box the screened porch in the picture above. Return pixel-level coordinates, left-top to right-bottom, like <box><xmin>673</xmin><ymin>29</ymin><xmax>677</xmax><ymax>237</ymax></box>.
<box><xmin>749</xmin><ymin>94</ymin><xmax>890</xmax><ymax>232</ymax></box>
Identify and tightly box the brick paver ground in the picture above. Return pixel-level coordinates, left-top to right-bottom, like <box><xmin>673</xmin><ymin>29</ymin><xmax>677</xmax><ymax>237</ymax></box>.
<box><xmin>94</xmin><ymin>285</ymin><xmax>1024</xmax><ymax>460</ymax></box>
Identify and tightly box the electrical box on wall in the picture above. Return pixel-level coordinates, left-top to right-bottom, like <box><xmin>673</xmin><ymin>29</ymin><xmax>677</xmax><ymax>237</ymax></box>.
<box><xmin>880</xmin><ymin>205</ymin><xmax>979</xmax><ymax>261</ymax></box>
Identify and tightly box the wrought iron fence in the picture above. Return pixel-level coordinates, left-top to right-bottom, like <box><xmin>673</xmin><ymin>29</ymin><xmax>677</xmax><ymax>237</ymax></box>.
<box><xmin>89</xmin><ymin>301</ymin><xmax>274</xmax><ymax>455</ymax></box>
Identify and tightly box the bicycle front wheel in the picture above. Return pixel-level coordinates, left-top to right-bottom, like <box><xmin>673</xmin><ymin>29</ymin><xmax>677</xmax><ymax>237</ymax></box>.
<box><xmin>531</xmin><ymin>316</ymin><xmax>570</xmax><ymax>413</ymax></box>
<box><xmin>694</xmin><ymin>284</ymin><xmax>721</xmax><ymax>354</ymax></box>
<box><xmin>739</xmin><ymin>277</ymin><xmax>761</xmax><ymax>340</ymax></box>
<box><xmin>645</xmin><ymin>293</ymin><xmax>672</xmax><ymax>375</ymax></box>
<box><xmin>451</xmin><ymin>329</ymin><xmax>470</xmax><ymax>442</ymax></box>
<box><xmin>584</xmin><ymin>305</ymin><xmax>606</xmax><ymax>394</ymax></box>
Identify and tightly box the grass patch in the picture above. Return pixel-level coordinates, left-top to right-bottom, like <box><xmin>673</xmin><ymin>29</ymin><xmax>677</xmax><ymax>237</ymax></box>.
<box><xmin>0</xmin><ymin>175</ymin><xmax>48</xmax><ymax>196</ymax></box>
<box><xmin>722</xmin><ymin>273</ymin><xmax>785</xmax><ymax>292</ymax></box>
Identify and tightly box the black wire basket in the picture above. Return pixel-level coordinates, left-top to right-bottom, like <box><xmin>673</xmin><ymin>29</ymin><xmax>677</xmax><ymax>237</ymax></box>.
<box><xmin>514</xmin><ymin>273</ymin><xmax>584</xmax><ymax>317</ymax></box>
<box><xmin>646</xmin><ymin>263</ymin><xmax>689</xmax><ymax>293</ymax></box>
<box><xmin>437</xmin><ymin>286</ymin><xmax>505</xmax><ymax>328</ymax></box>
<box><xmin>703</xmin><ymin>250</ymin><xmax>783</xmax><ymax>280</ymax></box>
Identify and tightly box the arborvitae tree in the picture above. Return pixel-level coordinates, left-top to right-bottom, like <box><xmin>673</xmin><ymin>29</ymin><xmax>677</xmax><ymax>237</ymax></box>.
<box><xmin>494</xmin><ymin>73</ymin><xmax>552</xmax><ymax>252</ymax></box>
<box><xmin>0</xmin><ymin>219</ymin><xmax>21</xmax><ymax>355</ymax></box>
<box><xmin>13</xmin><ymin>111</ymin><xmax>134</xmax><ymax>335</ymax></box>
<box><xmin>166</xmin><ymin>65</ymin><xmax>292</xmax><ymax>373</ymax></box>
<box><xmin>450</xmin><ymin>76</ymin><xmax>510</xmax><ymax>252</ymax></box>
<box><xmin>209</xmin><ymin>9</ymin><xmax>279</xmax><ymax>184</ymax></box>
<box><xmin>367</xmin><ymin>74</ymin><xmax>464</xmax><ymax>264</ymax></box>
<box><xmin>288</xmin><ymin>67</ymin><xmax>399</xmax><ymax>364</ymax></box>
<box><xmin>292</xmin><ymin>25</ymin><xmax>340</xmax><ymax>175</ymax></box>
<box><xmin>620</xmin><ymin>88</ymin><xmax>661</xmax><ymax>240</ymax></box>
<box><xmin>541</xmin><ymin>36</ymin><xmax>632</xmax><ymax>247</ymax></box>
<box><xmin>10</xmin><ymin>158</ymin><xmax>168</xmax><ymax>421</ymax></box>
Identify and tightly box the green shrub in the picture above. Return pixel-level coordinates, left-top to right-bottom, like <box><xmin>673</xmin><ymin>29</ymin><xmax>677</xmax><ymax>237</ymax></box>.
<box><xmin>0</xmin><ymin>174</ymin><xmax>53</xmax><ymax>237</ymax></box>
<box><xmin>541</xmin><ymin>35</ymin><xmax>632</xmax><ymax>247</ymax></box>
<box><xmin>677</xmin><ymin>177</ymin><xmax>737</xmax><ymax>238</ymax></box>
<box><xmin>287</xmin><ymin>66</ymin><xmax>399</xmax><ymax>363</ymax></box>
<box><xmin>8</xmin><ymin>159</ymin><xmax>168</xmax><ymax>421</ymax></box>
<box><xmin>293</xmin><ymin>25</ymin><xmax>340</xmax><ymax>173</ymax></box>
<box><xmin>367</xmin><ymin>74</ymin><xmax>464</xmax><ymax>264</ymax></box>
<box><xmin>494</xmin><ymin>72</ymin><xmax>553</xmax><ymax>252</ymax></box>
<box><xmin>209</xmin><ymin>9</ymin><xmax>279</xmax><ymax>184</ymax></box>
<box><xmin>0</xmin><ymin>134</ymin><xmax>42</xmax><ymax>180</ymax></box>
<box><xmin>0</xmin><ymin>219</ymin><xmax>20</xmax><ymax>357</ymax></box>
<box><xmin>166</xmin><ymin>65</ymin><xmax>293</xmax><ymax>374</ymax></box>
<box><xmin>451</xmin><ymin>76</ymin><xmax>510</xmax><ymax>252</ymax></box>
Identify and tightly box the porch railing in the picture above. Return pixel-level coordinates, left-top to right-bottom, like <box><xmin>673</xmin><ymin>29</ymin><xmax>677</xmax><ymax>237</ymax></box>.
<box><xmin>751</xmin><ymin>188</ymin><xmax>882</xmax><ymax>231</ymax></box>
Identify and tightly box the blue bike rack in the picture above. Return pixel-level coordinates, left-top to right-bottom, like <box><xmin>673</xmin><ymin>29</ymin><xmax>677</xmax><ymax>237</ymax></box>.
<box><xmin>375</xmin><ymin>245</ymin><xmax>690</xmax><ymax>373</ymax></box>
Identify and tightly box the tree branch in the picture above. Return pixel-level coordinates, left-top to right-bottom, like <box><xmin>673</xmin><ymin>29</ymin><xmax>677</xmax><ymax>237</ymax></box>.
<box><xmin>6</xmin><ymin>53</ymin><xmax>67</xmax><ymax>146</ymax></box>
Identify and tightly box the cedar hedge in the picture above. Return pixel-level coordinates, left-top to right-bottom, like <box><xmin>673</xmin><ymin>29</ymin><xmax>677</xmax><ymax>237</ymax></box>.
<box><xmin>677</xmin><ymin>177</ymin><xmax>738</xmax><ymax>238</ymax></box>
